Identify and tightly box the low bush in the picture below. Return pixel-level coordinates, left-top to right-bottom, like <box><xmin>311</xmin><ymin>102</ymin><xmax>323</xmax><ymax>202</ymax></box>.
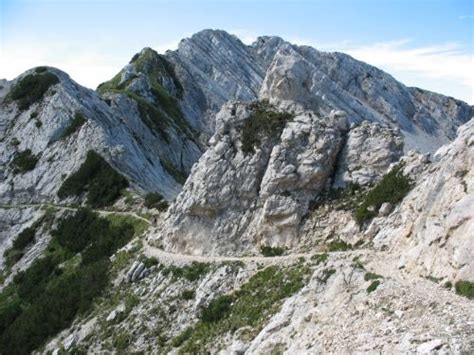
<box><xmin>181</xmin><ymin>289</ymin><xmax>195</xmax><ymax>300</ymax></box>
<box><xmin>241</xmin><ymin>101</ymin><xmax>293</xmax><ymax>154</ymax></box>
<box><xmin>144</xmin><ymin>192</ymin><xmax>169</xmax><ymax>210</ymax></box>
<box><xmin>327</xmin><ymin>239</ymin><xmax>352</xmax><ymax>252</ymax></box>
<box><xmin>10</xmin><ymin>149</ymin><xmax>39</xmax><ymax>174</ymax></box>
<box><xmin>199</xmin><ymin>295</ymin><xmax>233</xmax><ymax>323</ymax></box>
<box><xmin>364</xmin><ymin>272</ymin><xmax>383</xmax><ymax>281</ymax></box>
<box><xmin>61</xmin><ymin>112</ymin><xmax>86</xmax><ymax>139</ymax></box>
<box><xmin>260</xmin><ymin>245</ymin><xmax>285</xmax><ymax>257</ymax></box>
<box><xmin>163</xmin><ymin>262</ymin><xmax>210</xmax><ymax>282</ymax></box>
<box><xmin>0</xmin><ymin>209</ymin><xmax>134</xmax><ymax>354</ymax></box>
<box><xmin>3</xmin><ymin>227</ymin><xmax>36</xmax><ymax>268</ymax></box>
<box><xmin>455</xmin><ymin>280</ymin><xmax>474</xmax><ymax>299</ymax></box>
<box><xmin>7</xmin><ymin>72</ymin><xmax>59</xmax><ymax>110</ymax></box>
<box><xmin>58</xmin><ymin>150</ymin><xmax>129</xmax><ymax>207</ymax></box>
<box><xmin>12</xmin><ymin>227</ymin><xmax>35</xmax><ymax>251</ymax></box>
<box><xmin>367</xmin><ymin>280</ymin><xmax>381</xmax><ymax>293</ymax></box>
<box><xmin>354</xmin><ymin>164</ymin><xmax>412</xmax><ymax>226</ymax></box>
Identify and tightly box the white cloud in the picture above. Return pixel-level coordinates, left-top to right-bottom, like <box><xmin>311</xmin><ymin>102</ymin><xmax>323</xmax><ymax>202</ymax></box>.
<box><xmin>288</xmin><ymin>37</ymin><xmax>473</xmax><ymax>103</ymax></box>
<box><xmin>0</xmin><ymin>40</ymin><xmax>129</xmax><ymax>89</ymax></box>
<box><xmin>459</xmin><ymin>15</ymin><xmax>474</xmax><ymax>20</ymax></box>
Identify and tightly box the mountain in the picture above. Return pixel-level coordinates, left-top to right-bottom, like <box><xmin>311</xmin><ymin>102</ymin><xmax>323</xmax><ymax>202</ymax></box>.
<box><xmin>0</xmin><ymin>29</ymin><xmax>472</xmax><ymax>354</ymax></box>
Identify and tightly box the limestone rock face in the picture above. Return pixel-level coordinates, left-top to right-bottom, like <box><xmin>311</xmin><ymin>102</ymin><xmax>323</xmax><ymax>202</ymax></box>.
<box><xmin>159</xmin><ymin>103</ymin><xmax>409</xmax><ymax>256</ymax></box>
<box><xmin>373</xmin><ymin>119</ymin><xmax>474</xmax><ymax>282</ymax></box>
<box><xmin>259</xmin><ymin>42</ymin><xmax>472</xmax><ymax>153</ymax></box>
<box><xmin>0</xmin><ymin>66</ymin><xmax>197</xmax><ymax>204</ymax></box>
<box><xmin>333</xmin><ymin>120</ymin><xmax>404</xmax><ymax>188</ymax></box>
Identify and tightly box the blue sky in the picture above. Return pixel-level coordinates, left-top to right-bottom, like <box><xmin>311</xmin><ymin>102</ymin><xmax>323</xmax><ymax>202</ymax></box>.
<box><xmin>1</xmin><ymin>0</ymin><xmax>473</xmax><ymax>102</ymax></box>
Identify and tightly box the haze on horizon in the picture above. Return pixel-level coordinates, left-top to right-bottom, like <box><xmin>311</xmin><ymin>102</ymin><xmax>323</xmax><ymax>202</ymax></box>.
<box><xmin>0</xmin><ymin>0</ymin><xmax>473</xmax><ymax>103</ymax></box>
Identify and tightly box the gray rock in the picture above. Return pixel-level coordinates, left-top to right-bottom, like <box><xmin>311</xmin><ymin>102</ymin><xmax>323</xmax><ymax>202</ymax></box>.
<box><xmin>378</xmin><ymin>202</ymin><xmax>393</xmax><ymax>216</ymax></box>
<box><xmin>416</xmin><ymin>339</ymin><xmax>444</xmax><ymax>353</ymax></box>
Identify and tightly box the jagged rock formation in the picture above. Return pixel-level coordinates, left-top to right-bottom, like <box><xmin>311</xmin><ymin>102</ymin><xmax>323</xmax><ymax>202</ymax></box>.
<box><xmin>1</xmin><ymin>29</ymin><xmax>472</xmax><ymax>209</ymax></box>
<box><xmin>373</xmin><ymin>119</ymin><xmax>474</xmax><ymax>282</ymax></box>
<box><xmin>159</xmin><ymin>103</ymin><xmax>405</xmax><ymax>255</ymax></box>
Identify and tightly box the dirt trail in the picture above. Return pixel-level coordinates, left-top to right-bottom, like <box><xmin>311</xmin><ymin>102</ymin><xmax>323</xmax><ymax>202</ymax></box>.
<box><xmin>0</xmin><ymin>203</ymin><xmax>151</xmax><ymax>224</ymax></box>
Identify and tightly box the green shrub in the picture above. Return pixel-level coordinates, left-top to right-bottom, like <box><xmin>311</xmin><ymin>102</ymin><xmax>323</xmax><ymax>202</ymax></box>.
<box><xmin>0</xmin><ymin>208</ymin><xmax>133</xmax><ymax>354</ymax></box>
<box><xmin>455</xmin><ymin>280</ymin><xmax>474</xmax><ymax>299</ymax></box>
<box><xmin>181</xmin><ymin>289</ymin><xmax>195</xmax><ymax>300</ymax></box>
<box><xmin>3</xmin><ymin>227</ymin><xmax>36</xmax><ymax>267</ymax></box>
<box><xmin>163</xmin><ymin>262</ymin><xmax>210</xmax><ymax>282</ymax></box>
<box><xmin>364</xmin><ymin>272</ymin><xmax>383</xmax><ymax>281</ymax></box>
<box><xmin>52</xmin><ymin>208</ymin><xmax>105</xmax><ymax>253</ymax></box>
<box><xmin>61</xmin><ymin>112</ymin><xmax>86</xmax><ymax>139</ymax></box>
<box><xmin>144</xmin><ymin>192</ymin><xmax>169</xmax><ymax>210</ymax></box>
<box><xmin>13</xmin><ymin>227</ymin><xmax>36</xmax><ymax>250</ymax></box>
<box><xmin>241</xmin><ymin>101</ymin><xmax>293</xmax><ymax>154</ymax></box>
<box><xmin>354</xmin><ymin>164</ymin><xmax>412</xmax><ymax>226</ymax></box>
<box><xmin>7</xmin><ymin>72</ymin><xmax>59</xmax><ymax>110</ymax></box>
<box><xmin>58</xmin><ymin>150</ymin><xmax>128</xmax><ymax>207</ymax></box>
<box><xmin>199</xmin><ymin>295</ymin><xmax>233</xmax><ymax>323</ymax></box>
<box><xmin>327</xmin><ymin>239</ymin><xmax>352</xmax><ymax>252</ymax></box>
<box><xmin>10</xmin><ymin>149</ymin><xmax>39</xmax><ymax>174</ymax></box>
<box><xmin>260</xmin><ymin>245</ymin><xmax>285</xmax><ymax>257</ymax></box>
<box><xmin>367</xmin><ymin>280</ymin><xmax>381</xmax><ymax>293</ymax></box>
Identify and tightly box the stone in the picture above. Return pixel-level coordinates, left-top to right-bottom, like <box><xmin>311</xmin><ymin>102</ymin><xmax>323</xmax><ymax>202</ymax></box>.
<box><xmin>378</xmin><ymin>203</ymin><xmax>393</xmax><ymax>216</ymax></box>
<box><xmin>416</xmin><ymin>339</ymin><xmax>444</xmax><ymax>353</ymax></box>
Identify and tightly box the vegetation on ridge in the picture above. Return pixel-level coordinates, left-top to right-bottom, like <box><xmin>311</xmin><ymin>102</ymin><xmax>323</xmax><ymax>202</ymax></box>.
<box><xmin>6</xmin><ymin>71</ymin><xmax>59</xmax><ymax>110</ymax></box>
<box><xmin>58</xmin><ymin>150</ymin><xmax>129</xmax><ymax>207</ymax></box>
<box><xmin>241</xmin><ymin>100</ymin><xmax>293</xmax><ymax>154</ymax></box>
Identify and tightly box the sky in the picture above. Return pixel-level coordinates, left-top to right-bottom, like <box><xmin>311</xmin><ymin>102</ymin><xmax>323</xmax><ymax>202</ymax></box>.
<box><xmin>0</xmin><ymin>0</ymin><xmax>473</xmax><ymax>103</ymax></box>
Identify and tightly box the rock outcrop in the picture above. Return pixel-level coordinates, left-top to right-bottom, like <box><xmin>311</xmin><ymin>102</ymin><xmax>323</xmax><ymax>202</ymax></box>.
<box><xmin>373</xmin><ymin>119</ymin><xmax>474</xmax><ymax>282</ymax></box>
<box><xmin>159</xmin><ymin>102</ymin><xmax>407</xmax><ymax>256</ymax></box>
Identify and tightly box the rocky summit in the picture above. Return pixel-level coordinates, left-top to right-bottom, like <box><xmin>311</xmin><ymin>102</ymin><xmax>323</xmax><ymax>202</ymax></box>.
<box><xmin>0</xmin><ymin>29</ymin><xmax>472</xmax><ymax>354</ymax></box>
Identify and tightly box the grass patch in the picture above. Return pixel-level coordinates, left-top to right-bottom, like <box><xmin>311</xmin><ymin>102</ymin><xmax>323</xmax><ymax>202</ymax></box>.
<box><xmin>172</xmin><ymin>264</ymin><xmax>310</xmax><ymax>353</ymax></box>
<box><xmin>354</xmin><ymin>164</ymin><xmax>412</xmax><ymax>226</ymax></box>
<box><xmin>61</xmin><ymin>112</ymin><xmax>86</xmax><ymax>139</ymax></box>
<box><xmin>241</xmin><ymin>101</ymin><xmax>293</xmax><ymax>154</ymax></box>
<box><xmin>10</xmin><ymin>149</ymin><xmax>39</xmax><ymax>174</ymax></box>
<box><xmin>6</xmin><ymin>71</ymin><xmax>59</xmax><ymax>110</ymax></box>
<box><xmin>260</xmin><ymin>245</ymin><xmax>285</xmax><ymax>257</ymax></box>
<box><xmin>327</xmin><ymin>239</ymin><xmax>352</xmax><ymax>252</ymax></box>
<box><xmin>58</xmin><ymin>150</ymin><xmax>129</xmax><ymax>208</ymax></box>
<box><xmin>454</xmin><ymin>280</ymin><xmax>474</xmax><ymax>299</ymax></box>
